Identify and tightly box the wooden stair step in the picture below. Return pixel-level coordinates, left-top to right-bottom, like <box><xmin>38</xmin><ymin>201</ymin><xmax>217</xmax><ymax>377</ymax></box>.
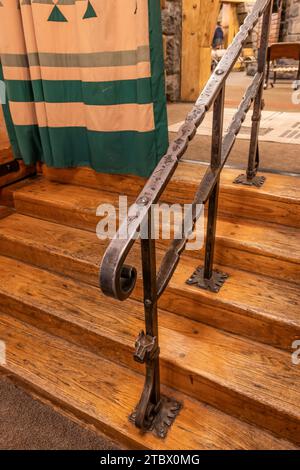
<box><xmin>0</xmin><ymin>255</ymin><xmax>299</xmax><ymax>443</ymax></box>
<box><xmin>13</xmin><ymin>177</ymin><xmax>123</xmax><ymax>231</ymax></box>
<box><xmin>0</xmin><ymin>205</ymin><xmax>13</xmax><ymax>220</ymax></box>
<box><xmin>43</xmin><ymin>162</ymin><xmax>300</xmax><ymax>228</ymax></box>
<box><xmin>1</xmin><ymin>313</ymin><xmax>296</xmax><ymax>450</ymax></box>
<box><xmin>0</xmin><ymin>176</ymin><xmax>37</xmax><ymax>207</ymax></box>
<box><xmin>174</xmin><ymin>163</ymin><xmax>300</xmax><ymax>229</ymax></box>
<box><xmin>12</xmin><ymin>178</ymin><xmax>300</xmax><ymax>283</ymax></box>
<box><xmin>203</xmin><ymin>216</ymin><xmax>300</xmax><ymax>284</ymax></box>
<box><xmin>0</xmin><ymin>213</ymin><xmax>299</xmax><ymax>351</ymax></box>
<box><xmin>164</xmin><ymin>257</ymin><xmax>300</xmax><ymax>352</ymax></box>
<box><xmin>0</xmin><ymin>212</ymin><xmax>103</xmax><ymax>286</ymax></box>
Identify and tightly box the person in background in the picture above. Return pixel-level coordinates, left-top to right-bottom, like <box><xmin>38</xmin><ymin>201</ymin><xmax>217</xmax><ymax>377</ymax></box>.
<box><xmin>212</xmin><ymin>21</ymin><xmax>224</xmax><ymax>49</ymax></box>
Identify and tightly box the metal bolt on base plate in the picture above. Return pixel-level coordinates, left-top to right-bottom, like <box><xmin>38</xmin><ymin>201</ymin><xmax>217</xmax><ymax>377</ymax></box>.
<box><xmin>233</xmin><ymin>174</ymin><xmax>266</xmax><ymax>187</ymax></box>
<box><xmin>186</xmin><ymin>266</ymin><xmax>228</xmax><ymax>293</ymax></box>
<box><xmin>129</xmin><ymin>395</ymin><xmax>182</xmax><ymax>439</ymax></box>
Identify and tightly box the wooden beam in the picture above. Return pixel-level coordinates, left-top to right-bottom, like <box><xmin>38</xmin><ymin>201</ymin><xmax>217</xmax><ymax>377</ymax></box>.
<box><xmin>181</xmin><ymin>0</ymin><xmax>221</xmax><ymax>101</ymax></box>
<box><xmin>222</xmin><ymin>3</ymin><xmax>240</xmax><ymax>48</ymax></box>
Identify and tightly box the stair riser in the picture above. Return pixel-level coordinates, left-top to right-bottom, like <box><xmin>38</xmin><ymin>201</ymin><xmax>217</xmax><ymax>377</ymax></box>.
<box><xmin>0</xmin><ymin>207</ymin><xmax>13</xmax><ymax>220</ymax></box>
<box><xmin>172</xmin><ymin>187</ymin><xmax>300</xmax><ymax>230</ymax></box>
<box><xmin>0</xmin><ymin>237</ymin><xmax>100</xmax><ymax>287</ymax></box>
<box><xmin>165</xmin><ymin>236</ymin><xmax>299</xmax><ymax>286</ymax></box>
<box><xmin>217</xmin><ymin>193</ymin><xmax>300</xmax><ymax>229</ymax></box>
<box><xmin>14</xmin><ymin>198</ymin><xmax>98</xmax><ymax>233</ymax></box>
<box><xmin>156</xmin><ymin>288</ymin><xmax>300</xmax><ymax>352</ymax></box>
<box><xmin>0</xmin><ymin>293</ymin><xmax>137</xmax><ymax>371</ymax></box>
<box><xmin>43</xmin><ymin>166</ymin><xmax>300</xmax><ymax>229</ymax></box>
<box><xmin>0</xmin><ymin>179</ymin><xmax>34</xmax><ymax>207</ymax></box>
<box><xmin>1</xmin><ymin>293</ymin><xmax>299</xmax><ymax>445</ymax></box>
<box><xmin>180</xmin><ymin>245</ymin><xmax>299</xmax><ymax>285</ymax></box>
<box><xmin>13</xmin><ymin>198</ymin><xmax>300</xmax><ymax>284</ymax></box>
<box><xmin>1</xmin><ymin>236</ymin><xmax>297</xmax><ymax>352</ymax></box>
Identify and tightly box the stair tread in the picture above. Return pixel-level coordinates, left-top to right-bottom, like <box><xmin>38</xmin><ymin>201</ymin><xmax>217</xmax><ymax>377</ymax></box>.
<box><xmin>1</xmin><ymin>213</ymin><xmax>299</xmax><ymax>328</ymax></box>
<box><xmin>42</xmin><ymin>164</ymin><xmax>300</xmax><ymax>229</ymax></box>
<box><xmin>0</xmin><ymin>312</ymin><xmax>296</xmax><ymax>450</ymax></box>
<box><xmin>175</xmin><ymin>163</ymin><xmax>300</xmax><ymax>204</ymax></box>
<box><xmin>13</xmin><ymin>178</ymin><xmax>300</xmax><ymax>266</ymax></box>
<box><xmin>1</xmin><ymin>255</ymin><xmax>300</xmax><ymax>425</ymax></box>
<box><xmin>44</xmin><ymin>162</ymin><xmax>300</xmax><ymax>204</ymax></box>
<box><xmin>216</xmin><ymin>216</ymin><xmax>300</xmax><ymax>263</ymax></box>
<box><xmin>13</xmin><ymin>177</ymin><xmax>121</xmax><ymax>217</ymax></box>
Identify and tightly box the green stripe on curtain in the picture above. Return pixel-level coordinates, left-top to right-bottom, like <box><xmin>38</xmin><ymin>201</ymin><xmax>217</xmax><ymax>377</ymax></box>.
<box><xmin>1</xmin><ymin>46</ymin><xmax>150</xmax><ymax>68</ymax></box>
<box><xmin>0</xmin><ymin>62</ymin><xmax>21</xmax><ymax>158</ymax></box>
<box><xmin>148</xmin><ymin>0</ymin><xmax>168</xmax><ymax>161</ymax></box>
<box><xmin>14</xmin><ymin>125</ymin><xmax>157</xmax><ymax>176</ymax></box>
<box><xmin>1</xmin><ymin>1</ymin><xmax>168</xmax><ymax>177</ymax></box>
<box><xmin>5</xmin><ymin>78</ymin><xmax>153</xmax><ymax>105</ymax></box>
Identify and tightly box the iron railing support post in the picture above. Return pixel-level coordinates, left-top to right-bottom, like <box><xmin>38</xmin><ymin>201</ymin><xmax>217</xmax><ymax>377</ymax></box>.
<box><xmin>187</xmin><ymin>87</ymin><xmax>228</xmax><ymax>292</ymax></box>
<box><xmin>235</xmin><ymin>1</ymin><xmax>273</xmax><ymax>187</ymax></box>
<box><xmin>204</xmin><ymin>86</ymin><xmax>225</xmax><ymax>280</ymax></box>
<box><xmin>130</xmin><ymin>210</ymin><xmax>181</xmax><ymax>438</ymax></box>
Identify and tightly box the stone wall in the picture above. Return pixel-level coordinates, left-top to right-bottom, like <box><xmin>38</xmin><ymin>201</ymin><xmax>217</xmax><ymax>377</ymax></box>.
<box><xmin>161</xmin><ymin>0</ymin><xmax>182</xmax><ymax>101</ymax></box>
<box><xmin>237</xmin><ymin>2</ymin><xmax>257</xmax><ymax>49</ymax></box>
<box><xmin>236</xmin><ymin>1</ymin><xmax>281</xmax><ymax>52</ymax></box>
<box><xmin>282</xmin><ymin>0</ymin><xmax>300</xmax><ymax>42</ymax></box>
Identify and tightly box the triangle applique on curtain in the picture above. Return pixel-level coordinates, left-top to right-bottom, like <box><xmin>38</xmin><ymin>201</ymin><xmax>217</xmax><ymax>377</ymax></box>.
<box><xmin>48</xmin><ymin>5</ymin><xmax>68</xmax><ymax>23</ymax></box>
<box><xmin>83</xmin><ymin>1</ymin><xmax>97</xmax><ymax>19</ymax></box>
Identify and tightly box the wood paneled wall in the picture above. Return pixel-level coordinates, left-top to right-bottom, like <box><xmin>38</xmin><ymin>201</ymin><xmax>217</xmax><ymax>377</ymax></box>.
<box><xmin>181</xmin><ymin>0</ymin><xmax>221</xmax><ymax>101</ymax></box>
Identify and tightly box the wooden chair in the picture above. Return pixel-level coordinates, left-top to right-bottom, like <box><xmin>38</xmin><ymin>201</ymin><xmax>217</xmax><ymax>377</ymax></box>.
<box><xmin>264</xmin><ymin>42</ymin><xmax>300</xmax><ymax>90</ymax></box>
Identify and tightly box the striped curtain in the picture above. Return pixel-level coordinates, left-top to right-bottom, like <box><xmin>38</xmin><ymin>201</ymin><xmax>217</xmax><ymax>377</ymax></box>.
<box><xmin>0</xmin><ymin>0</ymin><xmax>168</xmax><ymax>177</ymax></box>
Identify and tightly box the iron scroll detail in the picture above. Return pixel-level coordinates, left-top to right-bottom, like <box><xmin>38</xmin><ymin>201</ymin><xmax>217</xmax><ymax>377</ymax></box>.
<box><xmin>99</xmin><ymin>0</ymin><xmax>271</xmax><ymax>304</ymax></box>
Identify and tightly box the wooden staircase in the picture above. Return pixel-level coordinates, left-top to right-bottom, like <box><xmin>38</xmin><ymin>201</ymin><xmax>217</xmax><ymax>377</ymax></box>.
<box><xmin>0</xmin><ymin>161</ymin><xmax>299</xmax><ymax>449</ymax></box>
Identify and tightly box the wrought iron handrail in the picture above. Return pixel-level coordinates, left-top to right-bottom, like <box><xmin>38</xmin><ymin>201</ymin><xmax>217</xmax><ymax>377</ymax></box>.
<box><xmin>100</xmin><ymin>0</ymin><xmax>273</xmax><ymax>439</ymax></box>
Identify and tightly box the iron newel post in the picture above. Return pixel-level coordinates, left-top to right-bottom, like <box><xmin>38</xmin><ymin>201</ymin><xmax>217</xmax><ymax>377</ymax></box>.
<box><xmin>129</xmin><ymin>213</ymin><xmax>181</xmax><ymax>438</ymax></box>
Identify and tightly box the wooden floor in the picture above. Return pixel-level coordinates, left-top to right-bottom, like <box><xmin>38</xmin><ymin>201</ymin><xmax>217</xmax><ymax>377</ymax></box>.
<box><xmin>0</xmin><ymin>161</ymin><xmax>299</xmax><ymax>449</ymax></box>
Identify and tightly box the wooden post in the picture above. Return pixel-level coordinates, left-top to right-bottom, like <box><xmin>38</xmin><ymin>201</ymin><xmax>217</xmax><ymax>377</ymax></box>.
<box><xmin>222</xmin><ymin>2</ymin><xmax>240</xmax><ymax>49</ymax></box>
<box><xmin>181</xmin><ymin>0</ymin><xmax>221</xmax><ymax>101</ymax></box>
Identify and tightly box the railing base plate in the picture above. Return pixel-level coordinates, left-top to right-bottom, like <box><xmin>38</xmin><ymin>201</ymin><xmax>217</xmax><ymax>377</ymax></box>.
<box><xmin>233</xmin><ymin>174</ymin><xmax>266</xmax><ymax>187</ymax></box>
<box><xmin>186</xmin><ymin>266</ymin><xmax>228</xmax><ymax>293</ymax></box>
<box><xmin>129</xmin><ymin>395</ymin><xmax>182</xmax><ymax>439</ymax></box>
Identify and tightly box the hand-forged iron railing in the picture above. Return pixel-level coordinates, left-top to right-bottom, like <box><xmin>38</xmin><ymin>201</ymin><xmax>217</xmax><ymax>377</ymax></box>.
<box><xmin>100</xmin><ymin>0</ymin><xmax>273</xmax><ymax>438</ymax></box>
